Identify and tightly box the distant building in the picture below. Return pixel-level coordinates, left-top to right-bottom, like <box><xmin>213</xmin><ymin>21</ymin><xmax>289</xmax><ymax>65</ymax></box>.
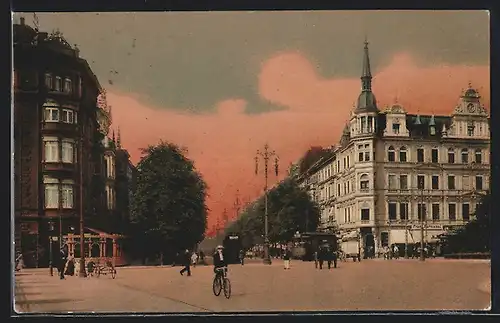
<box><xmin>297</xmin><ymin>41</ymin><xmax>490</xmax><ymax>256</ymax></box>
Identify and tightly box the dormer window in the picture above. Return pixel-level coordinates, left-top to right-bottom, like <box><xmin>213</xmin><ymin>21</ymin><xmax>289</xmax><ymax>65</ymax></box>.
<box><xmin>392</xmin><ymin>123</ymin><xmax>400</xmax><ymax>134</ymax></box>
<box><xmin>64</xmin><ymin>78</ymin><xmax>72</xmax><ymax>93</ymax></box>
<box><xmin>55</xmin><ymin>76</ymin><xmax>62</xmax><ymax>92</ymax></box>
<box><xmin>430</xmin><ymin>126</ymin><xmax>436</xmax><ymax>135</ymax></box>
<box><xmin>45</xmin><ymin>73</ymin><xmax>53</xmax><ymax>90</ymax></box>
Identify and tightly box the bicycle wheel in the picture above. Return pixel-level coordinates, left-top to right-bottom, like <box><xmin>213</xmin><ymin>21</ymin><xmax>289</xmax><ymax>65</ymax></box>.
<box><xmin>110</xmin><ymin>267</ymin><xmax>116</xmax><ymax>279</ymax></box>
<box><xmin>96</xmin><ymin>266</ymin><xmax>101</xmax><ymax>278</ymax></box>
<box><xmin>212</xmin><ymin>276</ymin><xmax>222</xmax><ymax>296</ymax></box>
<box><xmin>223</xmin><ymin>278</ymin><xmax>231</xmax><ymax>299</ymax></box>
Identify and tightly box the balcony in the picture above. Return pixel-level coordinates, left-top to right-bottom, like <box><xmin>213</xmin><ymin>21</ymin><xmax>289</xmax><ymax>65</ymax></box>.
<box><xmin>43</xmin><ymin>162</ymin><xmax>77</xmax><ymax>173</ymax></box>
<box><xmin>41</xmin><ymin>121</ymin><xmax>78</xmax><ymax>135</ymax></box>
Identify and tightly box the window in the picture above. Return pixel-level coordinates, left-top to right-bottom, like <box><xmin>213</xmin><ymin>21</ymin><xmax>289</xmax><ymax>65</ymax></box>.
<box><xmin>337</xmin><ymin>184</ymin><xmax>341</xmax><ymax>196</ymax></box>
<box><xmin>388</xmin><ymin>202</ymin><xmax>397</xmax><ymax>220</ymax></box>
<box><xmin>400</xmin><ymin>203</ymin><xmax>408</xmax><ymax>220</ymax></box>
<box><xmin>360</xmin><ymin>174</ymin><xmax>369</xmax><ymax>190</ymax></box>
<box><xmin>475</xmin><ymin>149</ymin><xmax>482</xmax><ymax>164</ymax></box>
<box><xmin>417</xmin><ymin>148</ymin><xmax>424</xmax><ymax>163</ymax></box>
<box><xmin>432</xmin><ymin>204</ymin><xmax>440</xmax><ymax>221</ymax></box>
<box><xmin>430</xmin><ymin>125</ymin><xmax>436</xmax><ymax>136</ymax></box>
<box><xmin>461</xmin><ymin>148</ymin><xmax>469</xmax><ymax>164</ymax></box>
<box><xmin>448</xmin><ymin>148</ymin><xmax>455</xmax><ymax>164</ymax></box>
<box><xmin>361</xmin><ymin>117</ymin><xmax>366</xmax><ymax>133</ymax></box>
<box><xmin>45</xmin><ymin>73</ymin><xmax>52</xmax><ymax>90</ymax></box>
<box><xmin>475</xmin><ymin>176</ymin><xmax>483</xmax><ymax>190</ymax></box>
<box><xmin>462</xmin><ymin>203</ymin><xmax>470</xmax><ymax>221</ymax></box>
<box><xmin>64</xmin><ymin>78</ymin><xmax>72</xmax><ymax>93</ymax></box>
<box><xmin>359</xmin><ymin>152</ymin><xmax>364</xmax><ymax>162</ymax></box>
<box><xmin>417</xmin><ymin>203</ymin><xmax>427</xmax><ymax>221</ymax></box>
<box><xmin>417</xmin><ymin>175</ymin><xmax>425</xmax><ymax>190</ymax></box>
<box><xmin>393</xmin><ymin>123</ymin><xmax>400</xmax><ymax>134</ymax></box>
<box><xmin>462</xmin><ymin>175</ymin><xmax>470</xmax><ymax>190</ymax></box>
<box><xmin>399</xmin><ymin>147</ymin><xmax>407</xmax><ymax>162</ymax></box>
<box><xmin>388</xmin><ymin>174</ymin><xmax>397</xmax><ymax>190</ymax></box>
<box><xmin>43</xmin><ymin>137</ymin><xmax>59</xmax><ymax>162</ymax></box>
<box><xmin>61</xmin><ymin>181</ymin><xmax>74</xmax><ymax>209</ymax></box>
<box><xmin>448</xmin><ymin>204</ymin><xmax>456</xmax><ymax>221</ymax></box>
<box><xmin>364</xmin><ymin>151</ymin><xmax>370</xmax><ymax>161</ymax></box>
<box><xmin>431</xmin><ymin>148</ymin><xmax>439</xmax><ymax>163</ymax></box>
<box><xmin>44</xmin><ymin>177</ymin><xmax>59</xmax><ymax>209</ymax></box>
<box><xmin>387</xmin><ymin>146</ymin><xmax>395</xmax><ymax>162</ymax></box>
<box><xmin>448</xmin><ymin>175</ymin><xmax>456</xmax><ymax>190</ymax></box>
<box><xmin>432</xmin><ymin>175</ymin><xmax>439</xmax><ymax>190</ymax></box>
<box><xmin>55</xmin><ymin>76</ymin><xmax>62</xmax><ymax>91</ymax></box>
<box><xmin>62</xmin><ymin>140</ymin><xmax>74</xmax><ymax>163</ymax></box>
<box><xmin>381</xmin><ymin>232</ymin><xmax>389</xmax><ymax>247</ymax></box>
<box><xmin>399</xmin><ymin>175</ymin><xmax>408</xmax><ymax>190</ymax></box>
<box><xmin>361</xmin><ymin>209</ymin><xmax>370</xmax><ymax>221</ymax></box>
<box><xmin>467</xmin><ymin>122</ymin><xmax>474</xmax><ymax>136</ymax></box>
<box><xmin>62</xmin><ymin>109</ymin><xmax>75</xmax><ymax>123</ymax></box>
<box><xmin>44</xmin><ymin>107</ymin><xmax>59</xmax><ymax>122</ymax></box>
<box><xmin>367</xmin><ymin>116</ymin><xmax>373</xmax><ymax>132</ymax></box>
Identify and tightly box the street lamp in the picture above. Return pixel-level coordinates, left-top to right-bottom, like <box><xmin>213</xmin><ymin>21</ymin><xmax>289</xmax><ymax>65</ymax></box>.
<box><xmin>419</xmin><ymin>177</ymin><xmax>425</xmax><ymax>262</ymax></box>
<box><xmin>255</xmin><ymin>143</ymin><xmax>279</xmax><ymax>265</ymax></box>
<box><xmin>48</xmin><ymin>221</ymin><xmax>55</xmax><ymax>276</ymax></box>
<box><xmin>78</xmin><ymin>124</ymin><xmax>87</xmax><ymax>277</ymax></box>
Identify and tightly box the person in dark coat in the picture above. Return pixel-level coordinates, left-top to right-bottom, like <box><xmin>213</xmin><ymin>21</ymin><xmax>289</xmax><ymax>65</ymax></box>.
<box><xmin>239</xmin><ymin>249</ymin><xmax>245</xmax><ymax>266</ymax></box>
<box><xmin>327</xmin><ymin>247</ymin><xmax>337</xmax><ymax>269</ymax></box>
<box><xmin>283</xmin><ymin>248</ymin><xmax>292</xmax><ymax>270</ymax></box>
<box><xmin>179</xmin><ymin>249</ymin><xmax>191</xmax><ymax>276</ymax></box>
<box><xmin>57</xmin><ymin>245</ymin><xmax>68</xmax><ymax>280</ymax></box>
<box><xmin>318</xmin><ymin>247</ymin><xmax>325</xmax><ymax>269</ymax></box>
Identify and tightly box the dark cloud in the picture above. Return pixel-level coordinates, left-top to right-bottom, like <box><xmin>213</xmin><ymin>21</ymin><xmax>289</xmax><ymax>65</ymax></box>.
<box><xmin>16</xmin><ymin>11</ymin><xmax>489</xmax><ymax>114</ymax></box>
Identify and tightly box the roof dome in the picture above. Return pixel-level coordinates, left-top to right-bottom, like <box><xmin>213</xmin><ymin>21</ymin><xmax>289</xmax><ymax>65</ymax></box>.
<box><xmin>355</xmin><ymin>91</ymin><xmax>378</xmax><ymax>113</ymax></box>
<box><xmin>464</xmin><ymin>88</ymin><xmax>479</xmax><ymax>98</ymax></box>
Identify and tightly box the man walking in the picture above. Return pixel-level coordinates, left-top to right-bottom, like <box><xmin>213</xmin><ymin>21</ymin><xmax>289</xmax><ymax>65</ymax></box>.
<box><xmin>179</xmin><ymin>249</ymin><xmax>191</xmax><ymax>276</ymax></box>
<box><xmin>318</xmin><ymin>246</ymin><xmax>325</xmax><ymax>270</ymax></box>
<box><xmin>239</xmin><ymin>249</ymin><xmax>245</xmax><ymax>266</ymax></box>
<box><xmin>57</xmin><ymin>245</ymin><xmax>68</xmax><ymax>280</ymax></box>
<box><xmin>283</xmin><ymin>248</ymin><xmax>292</xmax><ymax>270</ymax></box>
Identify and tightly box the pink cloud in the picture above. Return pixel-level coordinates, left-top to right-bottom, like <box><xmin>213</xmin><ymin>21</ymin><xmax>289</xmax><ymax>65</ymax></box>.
<box><xmin>106</xmin><ymin>51</ymin><xmax>489</xmax><ymax>235</ymax></box>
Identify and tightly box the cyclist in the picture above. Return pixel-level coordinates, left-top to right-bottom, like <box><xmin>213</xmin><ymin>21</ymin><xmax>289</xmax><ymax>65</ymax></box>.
<box><xmin>213</xmin><ymin>245</ymin><xmax>227</xmax><ymax>279</ymax></box>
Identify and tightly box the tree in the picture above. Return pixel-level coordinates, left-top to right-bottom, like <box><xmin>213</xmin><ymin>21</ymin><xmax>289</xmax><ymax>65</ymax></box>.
<box><xmin>130</xmin><ymin>141</ymin><xmax>208</xmax><ymax>262</ymax></box>
<box><xmin>225</xmin><ymin>178</ymin><xmax>320</xmax><ymax>248</ymax></box>
<box><xmin>440</xmin><ymin>191</ymin><xmax>490</xmax><ymax>254</ymax></box>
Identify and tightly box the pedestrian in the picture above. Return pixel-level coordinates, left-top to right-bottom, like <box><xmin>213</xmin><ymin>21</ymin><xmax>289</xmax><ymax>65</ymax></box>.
<box><xmin>326</xmin><ymin>247</ymin><xmax>333</xmax><ymax>269</ymax></box>
<box><xmin>57</xmin><ymin>245</ymin><xmax>68</xmax><ymax>280</ymax></box>
<box><xmin>393</xmin><ymin>245</ymin><xmax>400</xmax><ymax>259</ymax></box>
<box><xmin>314</xmin><ymin>250</ymin><xmax>319</xmax><ymax>269</ymax></box>
<box><xmin>318</xmin><ymin>247</ymin><xmax>325</xmax><ymax>270</ymax></box>
<box><xmin>191</xmin><ymin>251</ymin><xmax>198</xmax><ymax>267</ymax></box>
<box><xmin>179</xmin><ymin>249</ymin><xmax>191</xmax><ymax>276</ymax></box>
<box><xmin>283</xmin><ymin>248</ymin><xmax>292</xmax><ymax>270</ymax></box>
<box><xmin>65</xmin><ymin>254</ymin><xmax>75</xmax><ymax>276</ymax></box>
<box><xmin>199</xmin><ymin>250</ymin><xmax>206</xmax><ymax>265</ymax></box>
<box><xmin>239</xmin><ymin>249</ymin><xmax>245</xmax><ymax>266</ymax></box>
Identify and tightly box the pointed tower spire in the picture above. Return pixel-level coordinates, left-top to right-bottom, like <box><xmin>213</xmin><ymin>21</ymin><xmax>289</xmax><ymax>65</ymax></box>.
<box><xmin>117</xmin><ymin>127</ymin><xmax>122</xmax><ymax>149</ymax></box>
<box><xmin>112</xmin><ymin>129</ymin><xmax>116</xmax><ymax>146</ymax></box>
<box><xmin>361</xmin><ymin>38</ymin><xmax>372</xmax><ymax>92</ymax></box>
<box><xmin>414</xmin><ymin>115</ymin><xmax>422</xmax><ymax>125</ymax></box>
<box><xmin>429</xmin><ymin>115</ymin><xmax>436</xmax><ymax>126</ymax></box>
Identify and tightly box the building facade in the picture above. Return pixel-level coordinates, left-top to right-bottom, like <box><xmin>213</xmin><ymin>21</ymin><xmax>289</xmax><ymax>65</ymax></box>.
<box><xmin>13</xmin><ymin>18</ymin><xmax>135</xmax><ymax>267</ymax></box>
<box><xmin>297</xmin><ymin>41</ymin><xmax>490</xmax><ymax>256</ymax></box>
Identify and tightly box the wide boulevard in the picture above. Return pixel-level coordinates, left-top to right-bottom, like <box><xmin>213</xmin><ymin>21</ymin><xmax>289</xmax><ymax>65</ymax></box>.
<box><xmin>14</xmin><ymin>258</ymin><xmax>490</xmax><ymax>313</ymax></box>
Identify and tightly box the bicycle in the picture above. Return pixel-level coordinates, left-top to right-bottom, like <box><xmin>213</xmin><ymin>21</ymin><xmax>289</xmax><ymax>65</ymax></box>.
<box><xmin>95</xmin><ymin>258</ymin><xmax>116</xmax><ymax>279</ymax></box>
<box><xmin>212</xmin><ymin>267</ymin><xmax>231</xmax><ymax>299</ymax></box>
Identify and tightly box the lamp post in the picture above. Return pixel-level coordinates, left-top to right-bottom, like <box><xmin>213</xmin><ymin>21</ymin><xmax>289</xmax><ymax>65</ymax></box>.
<box><xmin>419</xmin><ymin>178</ymin><xmax>425</xmax><ymax>262</ymax></box>
<box><xmin>48</xmin><ymin>221</ymin><xmax>54</xmax><ymax>276</ymax></box>
<box><xmin>255</xmin><ymin>143</ymin><xmax>279</xmax><ymax>265</ymax></box>
<box><xmin>78</xmin><ymin>125</ymin><xmax>87</xmax><ymax>277</ymax></box>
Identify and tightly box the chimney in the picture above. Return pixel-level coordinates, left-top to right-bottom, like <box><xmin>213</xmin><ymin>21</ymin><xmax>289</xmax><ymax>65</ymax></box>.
<box><xmin>20</xmin><ymin>17</ymin><xmax>25</xmax><ymax>25</ymax></box>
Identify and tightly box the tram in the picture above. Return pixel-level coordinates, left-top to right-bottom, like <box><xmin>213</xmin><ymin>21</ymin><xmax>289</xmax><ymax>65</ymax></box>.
<box><xmin>291</xmin><ymin>232</ymin><xmax>338</xmax><ymax>261</ymax></box>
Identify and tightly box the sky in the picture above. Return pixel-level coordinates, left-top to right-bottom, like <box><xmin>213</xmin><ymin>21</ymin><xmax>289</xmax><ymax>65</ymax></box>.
<box><xmin>14</xmin><ymin>11</ymin><xmax>490</xmax><ymax>236</ymax></box>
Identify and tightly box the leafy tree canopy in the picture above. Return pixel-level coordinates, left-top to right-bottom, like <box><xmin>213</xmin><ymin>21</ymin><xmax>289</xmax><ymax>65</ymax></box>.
<box><xmin>130</xmin><ymin>141</ymin><xmax>208</xmax><ymax>257</ymax></box>
<box><xmin>225</xmin><ymin>178</ymin><xmax>320</xmax><ymax>248</ymax></box>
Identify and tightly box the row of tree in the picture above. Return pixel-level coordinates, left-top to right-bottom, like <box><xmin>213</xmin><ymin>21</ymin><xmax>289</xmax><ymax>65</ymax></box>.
<box><xmin>225</xmin><ymin>178</ymin><xmax>321</xmax><ymax>250</ymax></box>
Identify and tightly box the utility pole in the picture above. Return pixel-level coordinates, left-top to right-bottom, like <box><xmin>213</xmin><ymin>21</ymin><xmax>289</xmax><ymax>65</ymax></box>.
<box><xmin>255</xmin><ymin>143</ymin><xmax>279</xmax><ymax>265</ymax></box>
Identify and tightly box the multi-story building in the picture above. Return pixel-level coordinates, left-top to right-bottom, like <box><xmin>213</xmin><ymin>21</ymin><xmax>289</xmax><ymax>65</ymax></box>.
<box><xmin>13</xmin><ymin>18</ymin><xmax>135</xmax><ymax>267</ymax></box>
<box><xmin>13</xmin><ymin>17</ymin><xmax>103</xmax><ymax>267</ymax></box>
<box><xmin>297</xmin><ymin>40</ymin><xmax>490</xmax><ymax>256</ymax></box>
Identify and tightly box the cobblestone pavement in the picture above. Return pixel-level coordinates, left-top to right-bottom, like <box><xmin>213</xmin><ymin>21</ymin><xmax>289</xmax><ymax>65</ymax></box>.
<box><xmin>13</xmin><ymin>258</ymin><xmax>491</xmax><ymax>314</ymax></box>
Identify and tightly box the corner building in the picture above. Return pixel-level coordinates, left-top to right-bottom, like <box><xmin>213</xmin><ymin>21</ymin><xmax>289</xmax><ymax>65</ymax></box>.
<box><xmin>298</xmin><ymin>41</ymin><xmax>490</xmax><ymax>256</ymax></box>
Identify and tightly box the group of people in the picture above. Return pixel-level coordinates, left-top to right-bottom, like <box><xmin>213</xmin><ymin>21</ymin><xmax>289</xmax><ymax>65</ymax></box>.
<box><xmin>313</xmin><ymin>246</ymin><xmax>338</xmax><ymax>269</ymax></box>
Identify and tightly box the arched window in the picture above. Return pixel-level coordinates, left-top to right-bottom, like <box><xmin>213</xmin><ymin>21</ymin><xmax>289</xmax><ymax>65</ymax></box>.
<box><xmin>448</xmin><ymin>148</ymin><xmax>455</xmax><ymax>164</ymax></box>
<box><xmin>461</xmin><ymin>148</ymin><xmax>469</xmax><ymax>164</ymax></box>
<box><xmin>387</xmin><ymin>146</ymin><xmax>395</xmax><ymax>162</ymax></box>
<box><xmin>475</xmin><ymin>149</ymin><xmax>482</xmax><ymax>164</ymax></box>
<box><xmin>399</xmin><ymin>146</ymin><xmax>407</xmax><ymax>162</ymax></box>
<box><xmin>360</xmin><ymin>174</ymin><xmax>369</xmax><ymax>190</ymax></box>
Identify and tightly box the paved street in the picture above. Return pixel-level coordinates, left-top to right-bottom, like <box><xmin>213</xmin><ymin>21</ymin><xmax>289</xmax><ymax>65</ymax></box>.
<box><xmin>14</xmin><ymin>259</ymin><xmax>490</xmax><ymax>313</ymax></box>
